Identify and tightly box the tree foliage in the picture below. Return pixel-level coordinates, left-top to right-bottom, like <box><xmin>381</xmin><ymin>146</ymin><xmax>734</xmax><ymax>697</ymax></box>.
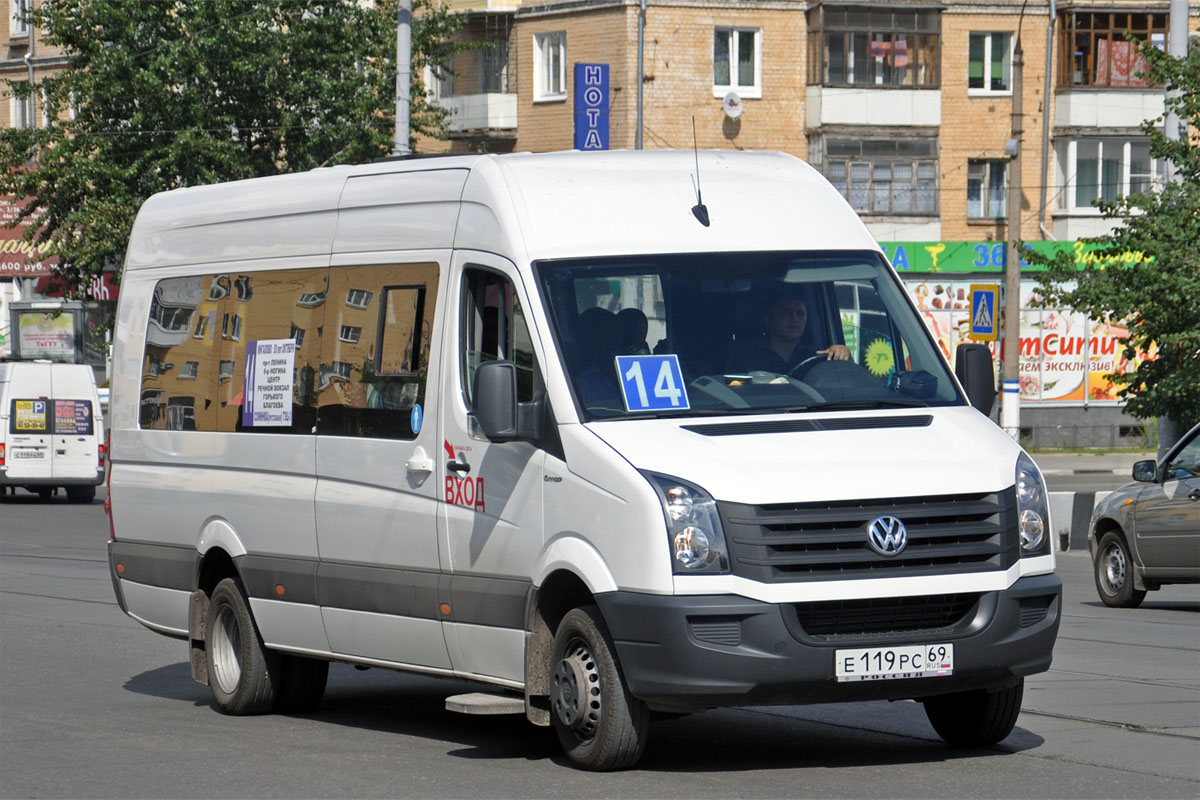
<box><xmin>1030</xmin><ymin>40</ymin><xmax>1200</xmax><ymax>432</ymax></box>
<box><xmin>1</xmin><ymin>0</ymin><xmax>466</xmax><ymax>296</ymax></box>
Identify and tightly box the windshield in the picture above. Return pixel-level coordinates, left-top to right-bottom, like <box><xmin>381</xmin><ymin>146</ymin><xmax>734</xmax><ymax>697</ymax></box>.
<box><xmin>536</xmin><ymin>251</ymin><xmax>964</xmax><ymax>420</ymax></box>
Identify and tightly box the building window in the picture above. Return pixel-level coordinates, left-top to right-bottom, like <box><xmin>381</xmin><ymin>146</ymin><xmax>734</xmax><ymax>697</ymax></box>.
<box><xmin>713</xmin><ymin>28</ymin><xmax>761</xmax><ymax>98</ymax></box>
<box><xmin>1061</xmin><ymin>138</ymin><xmax>1165</xmax><ymax>210</ymax></box>
<box><xmin>1059</xmin><ymin>11</ymin><xmax>1167</xmax><ymax>88</ymax></box>
<box><xmin>534</xmin><ymin>31</ymin><xmax>566</xmax><ymax>101</ymax></box>
<box><xmin>179</xmin><ymin>362</ymin><xmax>199</xmax><ymax>380</ymax></box>
<box><xmin>221</xmin><ymin>313</ymin><xmax>241</xmax><ymax>341</ymax></box>
<box><xmin>10</xmin><ymin>94</ymin><xmax>34</xmax><ymax>129</ymax></box>
<box><xmin>346</xmin><ymin>289</ymin><xmax>372</xmax><ymax>309</ymax></box>
<box><xmin>218</xmin><ymin>360</ymin><xmax>234</xmax><ymax>382</ymax></box>
<box><xmin>806</xmin><ymin>5</ymin><xmax>940</xmax><ymax>88</ymax></box>
<box><xmin>11</xmin><ymin>0</ymin><xmax>30</xmax><ymax>36</ymax></box>
<box><xmin>290</xmin><ymin>323</ymin><xmax>305</xmax><ymax>349</ymax></box>
<box><xmin>969</xmin><ymin>33</ymin><xmax>1012</xmax><ymax>93</ymax></box>
<box><xmin>815</xmin><ymin>136</ymin><xmax>938</xmax><ymax>215</ymax></box>
<box><xmin>967</xmin><ymin>161</ymin><xmax>1007</xmax><ymax>218</ymax></box>
<box><xmin>193</xmin><ymin>315</ymin><xmax>209</xmax><ymax>339</ymax></box>
<box><xmin>339</xmin><ymin>325</ymin><xmax>362</xmax><ymax>344</ymax></box>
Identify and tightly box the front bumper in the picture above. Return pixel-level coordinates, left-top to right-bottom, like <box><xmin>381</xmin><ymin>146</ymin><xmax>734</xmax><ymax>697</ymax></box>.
<box><xmin>595</xmin><ymin>572</ymin><xmax>1061</xmax><ymax>712</ymax></box>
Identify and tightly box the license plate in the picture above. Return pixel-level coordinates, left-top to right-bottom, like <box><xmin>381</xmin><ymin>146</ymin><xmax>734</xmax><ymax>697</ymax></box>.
<box><xmin>835</xmin><ymin>643</ymin><xmax>954</xmax><ymax>682</ymax></box>
<box><xmin>11</xmin><ymin>449</ymin><xmax>46</xmax><ymax>460</ymax></box>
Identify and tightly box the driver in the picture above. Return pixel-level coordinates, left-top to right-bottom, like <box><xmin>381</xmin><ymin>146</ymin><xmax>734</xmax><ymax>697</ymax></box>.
<box><xmin>737</xmin><ymin>291</ymin><xmax>851</xmax><ymax>373</ymax></box>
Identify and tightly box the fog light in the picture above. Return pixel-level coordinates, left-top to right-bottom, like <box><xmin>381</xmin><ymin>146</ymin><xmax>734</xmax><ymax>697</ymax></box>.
<box><xmin>1019</xmin><ymin>509</ymin><xmax>1045</xmax><ymax>551</ymax></box>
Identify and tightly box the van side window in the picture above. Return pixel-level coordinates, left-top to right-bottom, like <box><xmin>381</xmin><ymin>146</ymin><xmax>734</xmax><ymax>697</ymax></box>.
<box><xmin>139</xmin><ymin>269</ymin><xmax>327</xmax><ymax>433</ymax></box>
<box><xmin>461</xmin><ymin>269</ymin><xmax>537</xmax><ymax>407</ymax></box>
<box><xmin>315</xmin><ymin>263</ymin><xmax>438</xmax><ymax>439</ymax></box>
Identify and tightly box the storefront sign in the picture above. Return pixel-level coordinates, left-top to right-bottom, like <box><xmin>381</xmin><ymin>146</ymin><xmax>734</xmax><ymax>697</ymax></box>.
<box><xmin>1</xmin><ymin>198</ymin><xmax>59</xmax><ymax>277</ymax></box>
<box><xmin>880</xmin><ymin>240</ymin><xmax>1152</xmax><ymax>273</ymax></box>
<box><xmin>573</xmin><ymin>63</ymin><xmax>609</xmax><ymax>151</ymax></box>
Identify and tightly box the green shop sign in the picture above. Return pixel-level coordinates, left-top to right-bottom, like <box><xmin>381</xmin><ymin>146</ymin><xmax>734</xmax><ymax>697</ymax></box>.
<box><xmin>878</xmin><ymin>240</ymin><xmax>1154</xmax><ymax>273</ymax></box>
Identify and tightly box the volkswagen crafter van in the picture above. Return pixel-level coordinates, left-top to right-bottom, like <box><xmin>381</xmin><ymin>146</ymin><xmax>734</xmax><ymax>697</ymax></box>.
<box><xmin>107</xmin><ymin>150</ymin><xmax>1060</xmax><ymax>770</ymax></box>
<box><xmin>1</xmin><ymin>361</ymin><xmax>105</xmax><ymax>502</ymax></box>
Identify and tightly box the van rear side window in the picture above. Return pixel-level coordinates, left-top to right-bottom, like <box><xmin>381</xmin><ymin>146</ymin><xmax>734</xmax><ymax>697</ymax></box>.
<box><xmin>140</xmin><ymin>263</ymin><xmax>438</xmax><ymax>440</ymax></box>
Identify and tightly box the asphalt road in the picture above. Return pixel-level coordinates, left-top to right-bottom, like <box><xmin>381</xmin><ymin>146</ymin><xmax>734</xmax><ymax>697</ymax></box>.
<box><xmin>2</xmin><ymin>488</ymin><xmax>1198</xmax><ymax>799</ymax></box>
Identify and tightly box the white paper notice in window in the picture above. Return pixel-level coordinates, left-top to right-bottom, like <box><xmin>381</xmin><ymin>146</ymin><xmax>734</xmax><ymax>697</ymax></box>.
<box><xmin>242</xmin><ymin>339</ymin><xmax>296</xmax><ymax>427</ymax></box>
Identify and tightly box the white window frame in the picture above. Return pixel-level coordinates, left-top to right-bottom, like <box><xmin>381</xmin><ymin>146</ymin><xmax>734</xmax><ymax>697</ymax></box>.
<box><xmin>11</xmin><ymin>0</ymin><xmax>30</xmax><ymax>36</ymax></box>
<box><xmin>966</xmin><ymin>160</ymin><xmax>1008</xmax><ymax>219</ymax></box>
<box><xmin>180</xmin><ymin>362</ymin><xmax>199</xmax><ymax>380</ymax></box>
<box><xmin>339</xmin><ymin>325</ymin><xmax>362</xmax><ymax>344</ymax></box>
<box><xmin>346</xmin><ymin>289</ymin><xmax>372</xmax><ymax>309</ymax></box>
<box><xmin>967</xmin><ymin>32</ymin><xmax>1014</xmax><ymax>96</ymax></box>
<box><xmin>10</xmin><ymin>93</ymin><xmax>33</xmax><ymax>129</ymax></box>
<box><xmin>713</xmin><ymin>27</ymin><xmax>762</xmax><ymax>99</ymax></box>
<box><xmin>1059</xmin><ymin>137</ymin><xmax>1166</xmax><ymax>214</ymax></box>
<box><xmin>533</xmin><ymin>31</ymin><xmax>567</xmax><ymax>102</ymax></box>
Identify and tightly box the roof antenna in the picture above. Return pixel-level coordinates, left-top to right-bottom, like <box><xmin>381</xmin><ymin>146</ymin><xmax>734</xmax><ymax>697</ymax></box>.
<box><xmin>690</xmin><ymin>117</ymin><xmax>710</xmax><ymax>227</ymax></box>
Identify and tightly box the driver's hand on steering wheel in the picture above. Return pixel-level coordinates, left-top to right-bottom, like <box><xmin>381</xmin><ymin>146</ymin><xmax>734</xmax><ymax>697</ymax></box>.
<box><xmin>817</xmin><ymin>344</ymin><xmax>852</xmax><ymax>361</ymax></box>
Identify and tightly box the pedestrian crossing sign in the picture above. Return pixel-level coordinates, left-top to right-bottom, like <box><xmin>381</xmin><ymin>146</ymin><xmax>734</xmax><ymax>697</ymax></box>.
<box><xmin>969</xmin><ymin>285</ymin><xmax>999</xmax><ymax>341</ymax></box>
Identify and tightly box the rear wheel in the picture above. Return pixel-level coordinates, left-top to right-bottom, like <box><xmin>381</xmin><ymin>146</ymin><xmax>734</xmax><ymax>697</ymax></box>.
<box><xmin>1094</xmin><ymin>530</ymin><xmax>1146</xmax><ymax>608</ymax></box>
<box><xmin>923</xmin><ymin>679</ymin><xmax>1024</xmax><ymax>747</ymax></box>
<box><xmin>66</xmin><ymin>485</ymin><xmax>95</xmax><ymax>504</ymax></box>
<box><xmin>550</xmin><ymin>606</ymin><xmax>649</xmax><ymax>771</ymax></box>
<box><xmin>204</xmin><ymin>577</ymin><xmax>278</xmax><ymax>714</ymax></box>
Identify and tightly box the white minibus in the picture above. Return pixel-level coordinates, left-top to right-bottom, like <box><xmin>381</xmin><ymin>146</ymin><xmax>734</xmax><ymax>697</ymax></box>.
<box><xmin>107</xmin><ymin>150</ymin><xmax>1060</xmax><ymax>770</ymax></box>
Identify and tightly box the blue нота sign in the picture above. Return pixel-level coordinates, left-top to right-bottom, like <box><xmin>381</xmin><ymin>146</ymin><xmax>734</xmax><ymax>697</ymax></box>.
<box><xmin>574</xmin><ymin>63</ymin><xmax>609</xmax><ymax>151</ymax></box>
<box><xmin>615</xmin><ymin>355</ymin><xmax>690</xmax><ymax>413</ymax></box>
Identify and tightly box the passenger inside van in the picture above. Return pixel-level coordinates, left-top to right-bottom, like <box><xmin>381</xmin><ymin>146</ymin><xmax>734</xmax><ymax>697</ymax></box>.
<box><xmin>730</xmin><ymin>288</ymin><xmax>851</xmax><ymax>374</ymax></box>
<box><xmin>574</xmin><ymin>307</ymin><xmax>624</xmax><ymax>411</ymax></box>
<box><xmin>616</xmin><ymin>308</ymin><xmax>651</xmax><ymax>355</ymax></box>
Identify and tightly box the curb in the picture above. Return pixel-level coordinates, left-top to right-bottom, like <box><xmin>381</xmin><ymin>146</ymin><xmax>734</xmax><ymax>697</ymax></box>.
<box><xmin>1049</xmin><ymin>490</ymin><xmax>1112</xmax><ymax>553</ymax></box>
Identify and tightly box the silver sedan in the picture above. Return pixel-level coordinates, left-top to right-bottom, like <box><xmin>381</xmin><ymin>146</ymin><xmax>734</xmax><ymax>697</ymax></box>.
<box><xmin>1089</xmin><ymin>422</ymin><xmax>1200</xmax><ymax>607</ymax></box>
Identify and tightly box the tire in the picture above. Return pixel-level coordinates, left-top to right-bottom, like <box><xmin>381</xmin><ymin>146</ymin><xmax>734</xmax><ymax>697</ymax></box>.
<box><xmin>1094</xmin><ymin>530</ymin><xmax>1146</xmax><ymax>608</ymax></box>
<box><xmin>275</xmin><ymin>655</ymin><xmax>329</xmax><ymax>713</ymax></box>
<box><xmin>924</xmin><ymin>679</ymin><xmax>1024</xmax><ymax>747</ymax></box>
<box><xmin>204</xmin><ymin>577</ymin><xmax>279</xmax><ymax>715</ymax></box>
<box><xmin>66</xmin><ymin>485</ymin><xmax>95</xmax><ymax>504</ymax></box>
<box><xmin>550</xmin><ymin>606</ymin><xmax>649</xmax><ymax>771</ymax></box>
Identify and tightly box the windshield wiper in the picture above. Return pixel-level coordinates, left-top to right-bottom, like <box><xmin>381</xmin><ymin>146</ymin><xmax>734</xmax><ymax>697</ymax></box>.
<box><xmin>788</xmin><ymin>398</ymin><xmax>929</xmax><ymax>412</ymax></box>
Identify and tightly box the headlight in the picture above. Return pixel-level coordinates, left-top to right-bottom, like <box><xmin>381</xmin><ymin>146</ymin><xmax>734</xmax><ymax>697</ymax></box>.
<box><xmin>645</xmin><ymin>473</ymin><xmax>730</xmax><ymax>574</ymax></box>
<box><xmin>1016</xmin><ymin>453</ymin><xmax>1050</xmax><ymax>556</ymax></box>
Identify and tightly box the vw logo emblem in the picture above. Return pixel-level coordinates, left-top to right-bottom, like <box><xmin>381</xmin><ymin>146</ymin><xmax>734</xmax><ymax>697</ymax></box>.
<box><xmin>867</xmin><ymin>515</ymin><xmax>907</xmax><ymax>557</ymax></box>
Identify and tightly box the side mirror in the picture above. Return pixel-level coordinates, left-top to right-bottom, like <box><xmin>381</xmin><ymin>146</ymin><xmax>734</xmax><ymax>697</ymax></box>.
<box><xmin>954</xmin><ymin>343</ymin><xmax>996</xmax><ymax>416</ymax></box>
<box><xmin>1132</xmin><ymin>459</ymin><xmax>1157</xmax><ymax>483</ymax></box>
<box><xmin>472</xmin><ymin>360</ymin><xmax>543</xmax><ymax>443</ymax></box>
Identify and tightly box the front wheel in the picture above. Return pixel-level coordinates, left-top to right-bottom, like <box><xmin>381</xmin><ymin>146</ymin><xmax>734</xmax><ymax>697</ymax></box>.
<box><xmin>1094</xmin><ymin>530</ymin><xmax>1146</xmax><ymax>608</ymax></box>
<box><xmin>550</xmin><ymin>606</ymin><xmax>649</xmax><ymax>771</ymax></box>
<box><xmin>204</xmin><ymin>577</ymin><xmax>279</xmax><ymax>715</ymax></box>
<box><xmin>923</xmin><ymin>679</ymin><xmax>1024</xmax><ymax>747</ymax></box>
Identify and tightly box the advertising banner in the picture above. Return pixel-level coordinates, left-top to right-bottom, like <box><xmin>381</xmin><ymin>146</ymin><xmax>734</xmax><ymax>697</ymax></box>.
<box><xmin>17</xmin><ymin>311</ymin><xmax>76</xmax><ymax>360</ymax></box>
<box><xmin>880</xmin><ymin>240</ymin><xmax>1153</xmax><ymax>273</ymax></box>
<box><xmin>53</xmin><ymin>399</ymin><xmax>94</xmax><ymax>435</ymax></box>
<box><xmin>1</xmin><ymin>198</ymin><xmax>59</xmax><ymax>277</ymax></box>
<box><xmin>13</xmin><ymin>399</ymin><xmax>48</xmax><ymax>432</ymax></box>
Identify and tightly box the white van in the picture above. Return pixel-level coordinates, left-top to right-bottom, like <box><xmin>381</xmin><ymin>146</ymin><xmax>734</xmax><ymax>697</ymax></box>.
<box><xmin>107</xmin><ymin>151</ymin><xmax>1060</xmax><ymax>770</ymax></box>
<box><xmin>1</xmin><ymin>361</ymin><xmax>105</xmax><ymax>502</ymax></box>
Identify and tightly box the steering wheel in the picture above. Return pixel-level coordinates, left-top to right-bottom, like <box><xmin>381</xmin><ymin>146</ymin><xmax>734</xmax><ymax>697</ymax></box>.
<box><xmin>788</xmin><ymin>355</ymin><xmax>827</xmax><ymax>380</ymax></box>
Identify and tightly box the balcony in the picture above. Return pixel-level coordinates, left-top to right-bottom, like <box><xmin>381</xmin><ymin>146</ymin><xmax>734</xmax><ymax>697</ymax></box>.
<box><xmin>439</xmin><ymin>92</ymin><xmax>517</xmax><ymax>133</ymax></box>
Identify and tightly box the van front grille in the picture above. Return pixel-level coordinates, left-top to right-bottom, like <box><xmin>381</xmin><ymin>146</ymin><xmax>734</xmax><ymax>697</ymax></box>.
<box><xmin>718</xmin><ymin>489</ymin><xmax>1016</xmax><ymax>583</ymax></box>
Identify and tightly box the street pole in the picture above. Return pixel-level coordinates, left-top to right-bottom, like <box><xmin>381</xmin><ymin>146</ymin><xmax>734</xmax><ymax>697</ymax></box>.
<box><xmin>1157</xmin><ymin>0</ymin><xmax>1188</xmax><ymax>456</ymax></box>
<box><xmin>393</xmin><ymin>0</ymin><xmax>413</xmax><ymax>157</ymax></box>
<box><xmin>636</xmin><ymin>0</ymin><xmax>646</xmax><ymax>150</ymax></box>
<box><xmin>1001</xmin><ymin>31</ymin><xmax>1024</xmax><ymax>439</ymax></box>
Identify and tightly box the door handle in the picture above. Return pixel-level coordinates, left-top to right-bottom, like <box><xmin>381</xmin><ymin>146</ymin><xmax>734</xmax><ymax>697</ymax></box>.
<box><xmin>1188</xmin><ymin>488</ymin><xmax>1200</xmax><ymax>501</ymax></box>
<box><xmin>404</xmin><ymin>445</ymin><xmax>433</xmax><ymax>474</ymax></box>
<box><xmin>447</xmin><ymin>458</ymin><xmax>471</xmax><ymax>475</ymax></box>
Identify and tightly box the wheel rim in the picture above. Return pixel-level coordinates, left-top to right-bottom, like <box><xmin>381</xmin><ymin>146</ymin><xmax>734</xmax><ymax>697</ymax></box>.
<box><xmin>551</xmin><ymin>638</ymin><xmax>602</xmax><ymax>741</ymax></box>
<box><xmin>210</xmin><ymin>604</ymin><xmax>243</xmax><ymax>694</ymax></box>
<box><xmin>1100</xmin><ymin>542</ymin><xmax>1128</xmax><ymax>596</ymax></box>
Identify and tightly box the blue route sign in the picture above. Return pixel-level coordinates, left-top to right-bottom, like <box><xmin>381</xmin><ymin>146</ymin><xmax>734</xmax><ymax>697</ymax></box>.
<box><xmin>615</xmin><ymin>355</ymin><xmax>690</xmax><ymax>413</ymax></box>
<box><xmin>573</xmin><ymin>63</ymin><xmax>609</xmax><ymax>151</ymax></box>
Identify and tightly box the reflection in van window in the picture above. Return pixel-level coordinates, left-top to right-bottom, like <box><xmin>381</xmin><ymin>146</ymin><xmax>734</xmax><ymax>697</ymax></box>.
<box><xmin>316</xmin><ymin>264</ymin><xmax>438</xmax><ymax>440</ymax></box>
<box><xmin>537</xmin><ymin>251</ymin><xmax>962</xmax><ymax>419</ymax></box>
